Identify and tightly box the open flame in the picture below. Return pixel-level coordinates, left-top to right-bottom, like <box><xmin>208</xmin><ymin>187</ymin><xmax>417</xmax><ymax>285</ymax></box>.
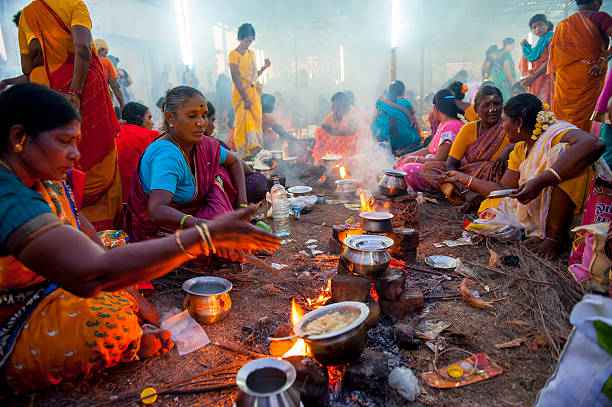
<box><xmin>360</xmin><ymin>191</ymin><xmax>375</xmax><ymax>213</ymax></box>
<box><xmin>318</xmin><ymin>175</ymin><xmax>327</xmax><ymax>183</ymax></box>
<box><xmin>339</xmin><ymin>166</ymin><xmax>347</xmax><ymax>179</ymax></box>
<box><xmin>369</xmin><ymin>283</ymin><xmax>379</xmax><ymax>302</ymax></box>
<box><xmin>283</xmin><ymin>298</ymin><xmax>310</xmax><ymax>357</ymax></box>
<box><xmin>306</xmin><ymin>279</ymin><xmax>332</xmax><ymax>309</ymax></box>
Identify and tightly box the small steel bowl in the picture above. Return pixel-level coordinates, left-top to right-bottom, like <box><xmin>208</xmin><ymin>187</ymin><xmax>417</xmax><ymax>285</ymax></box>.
<box><xmin>359</xmin><ymin>211</ymin><xmax>394</xmax><ymax>233</ymax></box>
<box><xmin>234</xmin><ymin>358</ymin><xmax>301</xmax><ymax>407</ymax></box>
<box><xmin>182</xmin><ymin>276</ymin><xmax>232</xmax><ymax>324</ymax></box>
<box><xmin>293</xmin><ymin>301</ymin><xmax>369</xmax><ymax>366</ymax></box>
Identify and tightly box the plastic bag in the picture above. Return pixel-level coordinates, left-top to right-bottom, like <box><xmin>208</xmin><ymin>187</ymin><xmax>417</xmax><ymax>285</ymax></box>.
<box><xmin>464</xmin><ymin>208</ymin><xmax>523</xmax><ymax>242</ymax></box>
<box><xmin>161</xmin><ymin>310</ymin><xmax>210</xmax><ymax>355</ymax></box>
<box><xmin>388</xmin><ymin>367</ymin><xmax>421</xmax><ymax>401</ymax></box>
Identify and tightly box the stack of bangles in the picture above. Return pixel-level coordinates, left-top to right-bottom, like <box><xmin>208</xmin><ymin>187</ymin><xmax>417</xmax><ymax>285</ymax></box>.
<box><xmin>67</xmin><ymin>88</ymin><xmax>81</xmax><ymax>98</ymax></box>
<box><xmin>174</xmin><ymin>223</ymin><xmax>216</xmax><ymax>259</ymax></box>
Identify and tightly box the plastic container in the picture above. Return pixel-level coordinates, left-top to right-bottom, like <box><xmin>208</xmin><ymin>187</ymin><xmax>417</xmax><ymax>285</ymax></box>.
<box><xmin>271</xmin><ymin>178</ymin><xmax>291</xmax><ymax>237</ymax></box>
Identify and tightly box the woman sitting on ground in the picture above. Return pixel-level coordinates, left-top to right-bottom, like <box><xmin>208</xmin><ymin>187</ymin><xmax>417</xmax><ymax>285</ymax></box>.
<box><xmin>420</xmin><ymin>85</ymin><xmax>513</xmax><ymax>212</ymax></box>
<box><xmin>126</xmin><ymin>86</ymin><xmax>249</xmax><ymax>261</ymax></box>
<box><xmin>444</xmin><ymin>94</ymin><xmax>608</xmax><ymax>259</ymax></box>
<box><xmin>116</xmin><ymin>102</ymin><xmax>158</xmax><ymax>202</ymax></box>
<box><xmin>372</xmin><ymin>80</ymin><xmax>422</xmax><ymax>156</ymax></box>
<box><xmin>394</xmin><ymin>89</ymin><xmax>465</xmax><ymax>191</ymax></box>
<box><xmin>0</xmin><ymin>83</ymin><xmax>278</xmax><ymax>391</ymax></box>
<box><xmin>206</xmin><ymin>101</ymin><xmax>268</xmax><ymax>205</ymax></box>
<box><xmin>447</xmin><ymin>80</ymin><xmax>478</xmax><ymax>122</ymax></box>
<box><xmin>261</xmin><ymin>93</ymin><xmax>298</xmax><ymax>151</ymax></box>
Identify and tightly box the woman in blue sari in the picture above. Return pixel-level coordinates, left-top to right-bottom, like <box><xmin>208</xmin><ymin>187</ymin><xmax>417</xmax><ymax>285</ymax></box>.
<box><xmin>372</xmin><ymin>80</ymin><xmax>422</xmax><ymax>156</ymax></box>
<box><xmin>493</xmin><ymin>38</ymin><xmax>517</xmax><ymax>101</ymax></box>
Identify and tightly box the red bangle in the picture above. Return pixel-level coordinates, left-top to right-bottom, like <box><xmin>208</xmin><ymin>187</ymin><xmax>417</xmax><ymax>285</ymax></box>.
<box><xmin>67</xmin><ymin>88</ymin><xmax>82</xmax><ymax>98</ymax></box>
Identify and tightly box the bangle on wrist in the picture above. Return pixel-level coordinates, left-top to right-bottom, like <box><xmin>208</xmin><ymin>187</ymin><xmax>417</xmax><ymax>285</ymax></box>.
<box><xmin>67</xmin><ymin>88</ymin><xmax>82</xmax><ymax>98</ymax></box>
<box><xmin>465</xmin><ymin>176</ymin><xmax>474</xmax><ymax>189</ymax></box>
<box><xmin>547</xmin><ymin>168</ymin><xmax>562</xmax><ymax>183</ymax></box>
<box><xmin>175</xmin><ymin>231</ymin><xmax>196</xmax><ymax>259</ymax></box>
<box><xmin>179</xmin><ymin>214</ymin><xmax>193</xmax><ymax>229</ymax></box>
<box><xmin>238</xmin><ymin>203</ymin><xmax>248</xmax><ymax>208</ymax></box>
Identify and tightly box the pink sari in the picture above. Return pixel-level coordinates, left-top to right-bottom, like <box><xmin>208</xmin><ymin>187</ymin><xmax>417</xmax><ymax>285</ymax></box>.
<box><xmin>396</xmin><ymin>120</ymin><xmax>463</xmax><ymax>191</ymax></box>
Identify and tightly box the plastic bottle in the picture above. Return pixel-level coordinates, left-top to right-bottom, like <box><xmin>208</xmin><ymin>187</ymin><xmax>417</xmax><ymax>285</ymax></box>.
<box><xmin>271</xmin><ymin>178</ymin><xmax>291</xmax><ymax>237</ymax></box>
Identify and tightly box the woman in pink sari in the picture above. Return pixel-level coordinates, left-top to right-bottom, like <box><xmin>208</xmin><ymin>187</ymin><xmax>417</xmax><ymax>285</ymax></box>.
<box><xmin>395</xmin><ymin>89</ymin><xmax>465</xmax><ymax>191</ymax></box>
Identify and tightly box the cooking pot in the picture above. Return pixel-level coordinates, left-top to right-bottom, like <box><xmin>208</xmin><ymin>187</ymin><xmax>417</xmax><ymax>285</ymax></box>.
<box><xmin>378</xmin><ymin>169</ymin><xmax>408</xmax><ymax>197</ymax></box>
<box><xmin>359</xmin><ymin>211</ymin><xmax>394</xmax><ymax>233</ymax></box>
<box><xmin>182</xmin><ymin>276</ymin><xmax>232</xmax><ymax>324</ymax></box>
<box><xmin>335</xmin><ymin>179</ymin><xmax>356</xmax><ymax>194</ymax></box>
<box><xmin>270</xmin><ymin>150</ymin><xmax>284</xmax><ymax>160</ymax></box>
<box><xmin>234</xmin><ymin>358</ymin><xmax>301</xmax><ymax>407</ymax></box>
<box><xmin>293</xmin><ymin>301</ymin><xmax>369</xmax><ymax>366</ymax></box>
<box><xmin>341</xmin><ymin>234</ymin><xmax>394</xmax><ymax>278</ymax></box>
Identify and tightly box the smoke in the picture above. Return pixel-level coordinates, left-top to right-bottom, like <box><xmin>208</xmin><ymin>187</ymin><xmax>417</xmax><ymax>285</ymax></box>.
<box><xmin>345</xmin><ymin>136</ymin><xmax>396</xmax><ymax>192</ymax></box>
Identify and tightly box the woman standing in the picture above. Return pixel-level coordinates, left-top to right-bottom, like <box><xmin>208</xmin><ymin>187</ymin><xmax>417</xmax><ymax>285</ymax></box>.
<box><xmin>18</xmin><ymin>0</ymin><xmax>122</xmax><ymax>230</ymax></box>
<box><xmin>520</xmin><ymin>14</ymin><xmax>554</xmax><ymax>106</ymax></box>
<box><xmin>482</xmin><ymin>45</ymin><xmax>499</xmax><ymax>81</ymax></box>
<box><xmin>228</xmin><ymin>23</ymin><xmax>270</xmax><ymax>160</ymax></box>
<box><xmin>493</xmin><ymin>38</ymin><xmax>517</xmax><ymax>101</ymax></box>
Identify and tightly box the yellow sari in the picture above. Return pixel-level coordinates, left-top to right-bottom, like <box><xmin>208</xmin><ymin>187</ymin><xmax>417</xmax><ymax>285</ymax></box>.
<box><xmin>229</xmin><ymin>49</ymin><xmax>263</xmax><ymax>159</ymax></box>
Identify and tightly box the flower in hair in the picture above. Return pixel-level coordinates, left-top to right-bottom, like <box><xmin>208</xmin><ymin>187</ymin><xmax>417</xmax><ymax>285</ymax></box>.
<box><xmin>531</xmin><ymin>108</ymin><xmax>556</xmax><ymax>140</ymax></box>
<box><xmin>461</xmin><ymin>85</ymin><xmax>468</xmax><ymax>94</ymax></box>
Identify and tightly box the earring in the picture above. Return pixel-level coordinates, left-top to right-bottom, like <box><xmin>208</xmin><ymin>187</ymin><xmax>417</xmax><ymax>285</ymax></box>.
<box><xmin>14</xmin><ymin>135</ymin><xmax>25</xmax><ymax>153</ymax></box>
<box><xmin>169</xmin><ymin>123</ymin><xmax>174</xmax><ymax>128</ymax></box>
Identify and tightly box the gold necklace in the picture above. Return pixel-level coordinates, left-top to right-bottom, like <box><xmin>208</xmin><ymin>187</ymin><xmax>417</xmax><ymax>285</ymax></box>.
<box><xmin>0</xmin><ymin>158</ymin><xmax>13</xmax><ymax>173</ymax></box>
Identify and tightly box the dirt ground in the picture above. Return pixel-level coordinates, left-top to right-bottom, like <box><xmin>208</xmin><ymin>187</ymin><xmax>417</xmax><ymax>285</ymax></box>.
<box><xmin>5</xmin><ymin>184</ymin><xmax>579</xmax><ymax>407</ymax></box>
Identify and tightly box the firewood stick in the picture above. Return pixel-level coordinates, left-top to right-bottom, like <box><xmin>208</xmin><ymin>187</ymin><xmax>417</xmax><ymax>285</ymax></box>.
<box><xmin>461</xmin><ymin>260</ymin><xmax>554</xmax><ymax>285</ymax></box>
<box><xmin>212</xmin><ymin>341</ymin><xmax>269</xmax><ymax>359</ymax></box>
<box><xmin>423</xmin><ymin>294</ymin><xmax>462</xmax><ymax>300</ymax></box>
<box><xmin>402</xmin><ymin>264</ymin><xmax>447</xmax><ymax>276</ymax></box>
<box><xmin>155</xmin><ymin>382</ymin><xmax>237</xmax><ymax>396</ymax></box>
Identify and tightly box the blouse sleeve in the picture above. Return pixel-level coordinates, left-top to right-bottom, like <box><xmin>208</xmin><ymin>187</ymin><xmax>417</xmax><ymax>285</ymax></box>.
<box><xmin>448</xmin><ymin>122</ymin><xmax>475</xmax><ymax>161</ymax></box>
<box><xmin>0</xmin><ymin>170</ymin><xmax>61</xmax><ymax>256</ymax></box>
<box><xmin>507</xmin><ymin>142</ymin><xmax>524</xmax><ymax>173</ymax></box>
<box><xmin>148</xmin><ymin>146</ymin><xmax>186</xmax><ymax>195</ymax></box>
<box><xmin>70</xmin><ymin>0</ymin><xmax>93</xmax><ymax>30</ymax></box>
<box><xmin>228</xmin><ymin>50</ymin><xmax>240</xmax><ymax>65</ymax></box>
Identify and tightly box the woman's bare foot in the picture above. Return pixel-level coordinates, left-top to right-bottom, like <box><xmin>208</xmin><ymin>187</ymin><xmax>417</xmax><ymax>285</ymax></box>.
<box><xmin>138</xmin><ymin>324</ymin><xmax>174</xmax><ymax>358</ymax></box>
<box><xmin>524</xmin><ymin>237</ymin><xmax>560</xmax><ymax>260</ymax></box>
<box><xmin>127</xmin><ymin>286</ymin><xmax>161</xmax><ymax>327</ymax></box>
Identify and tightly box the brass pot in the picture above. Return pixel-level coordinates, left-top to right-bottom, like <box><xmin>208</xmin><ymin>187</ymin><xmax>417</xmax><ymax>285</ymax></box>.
<box><xmin>293</xmin><ymin>302</ymin><xmax>369</xmax><ymax>366</ymax></box>
<box><xmin>182</xmin><ymin>276</ymin><xmax>232</xmax><ymax>324</ymax></box>
<box><xmin>341</xmin><ymin>234</ymin><xmax>394</xmax><ymax>278</ymax></box>
<box><xmin>378</xmin><ymin>169</ymin><xmax>408</xmax><ymax>197</ymax></box>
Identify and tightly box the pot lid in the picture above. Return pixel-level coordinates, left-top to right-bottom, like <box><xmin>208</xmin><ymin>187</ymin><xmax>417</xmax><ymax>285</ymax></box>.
<box><xmin>322</xmin><ymin>155</ymin><xmax>343</xmax><ymax>161</ymax></box>
<box><xmin>359</xmin><ymin>211</ymin><xmax>394</xmax><ymax>221</ymax></box>
<box><xmin>343</xmin><ymin>234</ymin><xmax>394</xmax><ymax>251</ymax></box>
<box><xmin>383</xmin><ymin>169</ymin><xmax>407</xmax><ymax>177</ymax></box>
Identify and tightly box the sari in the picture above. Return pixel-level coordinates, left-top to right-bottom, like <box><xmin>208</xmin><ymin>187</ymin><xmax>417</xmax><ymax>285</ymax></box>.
<box><xmin>479</xmin><ymin>121</ymin><xmax>611</xmax><ymax>238</ymax></box>
<box><xmin>116</xmin><ymin>124</ymin><xmax>159</xmax><ymax>203</ymax></box>
<box><xmin>420</xmin><ymin>120</ymin><xmax>509</xmax><ymax>194</ymax></box>
<box><xmin>125</xmin><ymin>136</ymin><xmax>233</xmax><ymax>242</ymax></box>
<box><xmin>520</xmin><ymin>32</ymin><xmax>554</xmax><ymax>105</ymax></box>
<box><xmin>592</xmin><ymin>72</ymin><xmax>612</xmax><ymax>170</ymax></box>
<box><xmin>396</xmin><ymin>120</ymin><xmax>463</xmax><ymax>191</ymax></box>
<box><xmin>550</xmin><ymin>12</ymin><xmax>608</xmax><ymax>132</ymax></box>
<box><xmin>229</xmin><ymin>49</ymin><xmax>263</xmax><ymax>159</ymax></box>
<box><xmin>372</xmin><ymin>96</ymin><xmax>421</xmax><ymax>155</ymax></box>
<box><xmin>19</xmin><ymin>0</ymin><xmax>122</xmax><ymax>230</ymax></box>
<box><xmin>464</xmin><ymin>105</ymin><xmax>478</xmax><ymax>122</ymax></box>
<box><xmin>312</xmin><ymin>107</ymin><xmax>372</xmax><ymax>163</ymax></box>
<box><xmin>0</xmin><ymin>174</ymin><xmax>141</xmax><ymax>392</ymax></box>
<box><xmin>493</xmin><ymin>51</ymin><xmax>516</xmax><ymax>101</ymax></box>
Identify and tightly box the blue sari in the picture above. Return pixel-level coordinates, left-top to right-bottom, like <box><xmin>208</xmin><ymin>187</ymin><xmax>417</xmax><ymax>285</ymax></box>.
<box><xmin>372</xmin><ymin>95</ymin><xmax>421</xmax><ymax>154</ymax></box>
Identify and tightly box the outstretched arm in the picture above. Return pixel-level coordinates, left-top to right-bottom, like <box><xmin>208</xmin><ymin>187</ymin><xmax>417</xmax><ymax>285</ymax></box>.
<box><xmin>68</xmin><ymin>25</ymin><xmax>92</xmax><ymax>110</ymax></box>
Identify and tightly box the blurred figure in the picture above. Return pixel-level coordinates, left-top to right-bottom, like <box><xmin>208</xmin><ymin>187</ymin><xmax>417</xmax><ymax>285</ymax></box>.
<box><xmin>447</xmin><ymin>80</ymin><xmax>478</xmax><ymax>121</ymax></box>
<box><xmin>372</xmin><ymin>81</ymin><xmax>422</xmax><ymax>156</ymax></box>
<box><xmin>94</xmin><ymin>38</ymin><xmax>124</xmax><ymax>112</ymax></box>
<box><xmin>312</xmin><ymin>92</ymin><xmax>371</xmax><ymax>163</ymax></box>
<box><xmin>550</xmin><ymin>0</ymin><xmax>612</xmax><ymax>131</ymax></box>
<box><xmin>443</xmin><ymin>70</ymin><xmax>468</xmax><ymax>89</ymax></box>
<box><xmin>313</xmin><ymin>95</ymin><xmax>331</xmax><ymax>124</ymax></box>
<box><xmin>228</xmin><ymin>23</ymin><xmax>270</xmax><ymax>159</ymax></box>
<box><xmin>0</xmin><ymin>11</ymin><xmax>27</xmax><ymax>91</ymax></box>
<box><xmin>519</xmin><ymin>14</ymin><xmax>554</xmax><ymax>105</ymax></box>
<box><xmin>216</xmin><ymin>73</ymin><xmax>234</xmax><ymax>128</ymax></box>
<box><xmin>510</xmin><ymin>82</ymin><xmax>527</xmax><ymax>98</ymax></box>
<box><xmin>272</xmin><ymin>91</ymin><xmax>293</xmax><ymax>129</ymax></box>
<box><xmin>117</xmin><ymin>102</ymin><xmax>158</xmax><ymax>202</ymax></box>
<box><xmin>493</xmin><ymin>37</ymin><xmax>516</xmax><ymax>100</ymax></box>
<box><xmin>18</xmin><ymin>0</ymin><xmax>122</xmax><ymax>230</ymax></box>
<box><xmin>110</xmin><ymin>55</ymin><xmax>134</xmax><ymax>104</ymax></box>
<box><xmin>261</xmin><ymin>93</ymin><xmax>297</xmax><ymax>150</ymax></box>
<box><xmin>344</xmin><ymin>90</ymin><xmax>370</xmax><ymax>125</ymax></box>
<box><xmin>152</xmin><ymin>71</ymin><xmax>172</xmax><ymax>104</ymax></box>
<box><xmin>482</xmin><ymin>45</ymin><xmax>499</xmax><ymax>81</ymax></box>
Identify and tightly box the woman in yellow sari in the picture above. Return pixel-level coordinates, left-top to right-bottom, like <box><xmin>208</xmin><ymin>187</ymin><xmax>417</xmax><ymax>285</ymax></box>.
<box><xmin>443</xmin><ymin>94</ymin><xmax>607</xmax><ymax>259</ymax></box>
<box><xmin>228</xmin><ymin>23</ymin><xmax>271</xmax><ymax>160</ymax></box>
<box><xmin>0</xmin><ymin>84</ymin><xmax>279</xmax><ymax>391</ymax></box>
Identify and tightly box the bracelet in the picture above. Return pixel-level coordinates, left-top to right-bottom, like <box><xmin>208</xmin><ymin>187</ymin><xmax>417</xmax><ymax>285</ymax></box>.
<box><xmin>179</xmin><ymin>214</ymin><xmax>193</xmax><ymax>229</ymax></box>
<box><xmin>175</xmin><ymin>231</ymin><xmax>196</xmax><ymax>259</ymax></box>
<box><xmin>194</xmin><ymin>223</ymin><xmax>210</xmax><ymax>256</ymax></box>
<box><xmin>413</xmin><ymin>157</ymin><xmax>419</xmax><ymax>163</ymax></box>
<box><xmin>197</xmin><ymin>223</ymin><xmax>216</xmax><ymax>254</ymax></box>
<box><xmin>238</xmin><ymin>203</ymin><xmax>248</xmax><ymax>208</ymax></box>
<box><xmin>547</xmin><ymin>168</ymin><xmax>562</xmax><ymax>183</ymax></box>
<box><xmin>465</xmin><ymin>176</ymin><xmax>474</xmax><ymax>189</ymax></box>
<box><xmin>67</xmin><ymin>88</ymin><xmax>82</xmax><ymax>98</ymax></box>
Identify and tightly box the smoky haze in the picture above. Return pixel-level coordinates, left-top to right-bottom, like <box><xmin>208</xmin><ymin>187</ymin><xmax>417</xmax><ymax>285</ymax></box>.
<box><xmin>2</xmin><ymin>0</ymin><xmax>612</xmax><ymax>125</ymax></box>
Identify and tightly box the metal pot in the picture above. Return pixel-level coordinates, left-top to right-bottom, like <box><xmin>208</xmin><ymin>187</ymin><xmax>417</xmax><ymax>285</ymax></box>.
<box><xmin>359</xmin><ymin>211</ymin><xmax>394</xmax><ymax>233</ymax></box>
<box><xmin>182</xmin><ymin>276</ymin><xmax>232</xmax><ymax>324</ymax></box>
<box><xmin>293</xmin><ymin>302</ymin><xmax>369</xmax><ymax>366</ymax></box>
<box><xmin>335</xmin><ymin>179</ymin><xmax>356</xmax><ymax>194</ymax></box>
<box><xmin>341</xmin><ymin>234</ymin><xmax>394</xmax><ymax>277</ymax></box>
<box><xmin>234</xmin><ymin>358</ymin><xmax>302</xmax><ymax>407</ymax></box>
<box><xmin>378</xmin><ymin>169</ymin><xmax>408</xmax><ymax>197</ymax></box>
<box><xmin>270</xmin><ymin>150</ymin><xmax>285</xmax><ymax>160</ymax></box>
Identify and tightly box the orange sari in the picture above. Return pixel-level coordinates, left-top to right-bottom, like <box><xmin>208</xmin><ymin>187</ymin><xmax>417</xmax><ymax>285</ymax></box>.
<box><xmin>312</xmin><ymin>107</ymin><xmax>371</xmax><ymax>163</ymax></box>
<box><xmin>20</xmin><ymin>0</ymin><xmax>121</xmax><ymax>230</ymax></box>
<box><xmin>549</xmin><ymin>12</ymin><xmax>607</xmax><ymax>131</ymax></box>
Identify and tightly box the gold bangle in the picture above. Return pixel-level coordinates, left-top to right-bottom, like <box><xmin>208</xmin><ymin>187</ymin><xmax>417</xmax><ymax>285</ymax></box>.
<box><xmin>195</xmin><ymin>223</ymin><xmax>211</xmax><ymax>256</ymax></box>
<box><xmin>179</xmin><ymin>214</ymin><xmax>193</xmax><ymax>229</ymax></box>
<box><xmin>466</xmin><ymin>176</ymin><xmax>474</xmax><ymax>189</ymax></box>
<box><xmin>175</xmin><ymin>231</ymin><xmax>196</xmax><ymax>259</ymax></box>
<box><xmin>547</xmin><ymin>168</ymin><xmax>562</xmax><ymax>183</ymax></box>
<box><xmin>198</xmin><ymin>223</ymin><xmax>216</xmax><ymax>254</ymax></box>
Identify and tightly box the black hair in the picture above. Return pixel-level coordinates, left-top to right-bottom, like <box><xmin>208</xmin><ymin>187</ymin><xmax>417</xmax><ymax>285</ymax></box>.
<box><xmin>122</xmin><ymin>102</ymin><xmax>149</xmax><ymax>126</ymax></box>
<box><xmin>433</xmin><ymin>89</ymin><xmax>464</xmax><ymax>120</ymax></box>
<box><xmin>529</xmin><ymin>14</ymin><xmax>548</xmax><ymax>28</ymax></box>
<box><xmin>503</xmin><ymin>93</ymin><xmax>542</xmax><ymax>131</ymax></box>
<box><xmin>576</xmin><ymin>0</ymin><xmax>595</xmax><ymax>5</ymax></box>
<box><xmin>388</xmin><ymin>81</ymin><xmax>405</xmax><ymax>100</ymax></box>
<box><xmin>156</xmin><ymin>97</ymin><xmax>165</xmax><ymax>110</ymax></box>
<box><xmin>503</xmin><ymin>37</ymin><xmax>515</xmax><ymax>46</ymax></box>
<box><xmin>13</xmin><ymin>10</ymin><xmax>21</xmax><ymax>27</ymax></box>
<box><xmin>238</xmin><ymin>23</ymin><xmax>256</xmax><ymax>40</ymax></box>
<box><xmin>331</xmin><ymin>91</ymin><xmax>349</xmax><ymax>108</ymax></box>
<box><xmin>481</xmin><ymin>80</ymin><xmax>495</xmax><ymax>88</ymax></box>
<box><xmin>0</xmin><ymin>83</ymin><xmax>80</xmax><ymax>152</ymax></box>
<box><xmin>474</xmin><ymin>85</ymin><xmax>503</xmax><ymax>110</ymax></box>
<box><xmin>447</xmin><ymin>81</ymin><xmax>465</xmax><ymax>100</ymax></box>
<box><xmin>207</xmin><ymin>101</ymin><xmax>216</xmax><ymax>117</ymax></box>
<box><xmin>163</xmin><ymin>86</ymin><xmax>204</xmax><ymax>128</ymax></box>
<box><xmin>486</xmin><ymin>45</ymin><xmax>499</xmax><ymax>56</ymax></box>
<box><xmin>344</xmin><ymin>90</ymin><xmax>356</xmax><ymax>106</ymax></box>
<box><xmin>261</xmin><ymin>93</ymin><xmax>275</xmax><ymax>114</ymax></box>
<box><xmin>548</xmin><ymin>21</ymin><xmax>554</xmax><ymax>31</ymax></box>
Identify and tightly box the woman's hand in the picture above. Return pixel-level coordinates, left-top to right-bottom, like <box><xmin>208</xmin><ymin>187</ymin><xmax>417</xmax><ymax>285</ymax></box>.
<box><xmin>520</xmin><ymin>74</ymin><xmax>534</xmax><ymax>88</ymax></box>
<box><xmin>264</xmin><ymin>58</ymin><xmax>271</xmax><ymax>69</ymax></box>
<box><xmin>442</xmin><ymin>170</ymin><xmax>469</xmax><ymax>184</ymax></box>
<box><xmin>589</xmin><ymin>58</ymin><xmax>607</xmax><ymax>76</ymax></box>
<box><xmin>510</xmin><ymin>176</ymin><xmax>547</xmax><ymax>205</ymax></box>
<box><xmin>459</xmin><ymin>190</ymin><xmax>481</xmax><ymax>213</ymax></box>
<box><xmin>493</xmin><ymin>144</ymin><xmax>513</xmax><ymax>177</ymax></box>
<box><xmin>65</xmin><ymin>93</ymin><xmax>81</xmax><ymax>111</ymax></box>
<box><xmin>207</xmin><ymin>206</ymin><xmax>280</xmax><ymax>252</ymax></box>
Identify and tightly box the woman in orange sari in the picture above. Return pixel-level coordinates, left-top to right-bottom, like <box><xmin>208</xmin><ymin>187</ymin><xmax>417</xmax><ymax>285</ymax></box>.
<box><xmin>18</xmin><ymin>0</ymin><xmax>121</xmax><ymax>230</ymax></box>
<box><xmin>549</xmin><ymin>0</ymin><xmax>612</xmax><ymax>132</ymax></box>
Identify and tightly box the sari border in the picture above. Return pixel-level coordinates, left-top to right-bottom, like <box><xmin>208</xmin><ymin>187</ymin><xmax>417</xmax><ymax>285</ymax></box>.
<box><xmin>5</xmin><ymin>213</ymin><xmax>62</xmax><ymax>256</ymax></box>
